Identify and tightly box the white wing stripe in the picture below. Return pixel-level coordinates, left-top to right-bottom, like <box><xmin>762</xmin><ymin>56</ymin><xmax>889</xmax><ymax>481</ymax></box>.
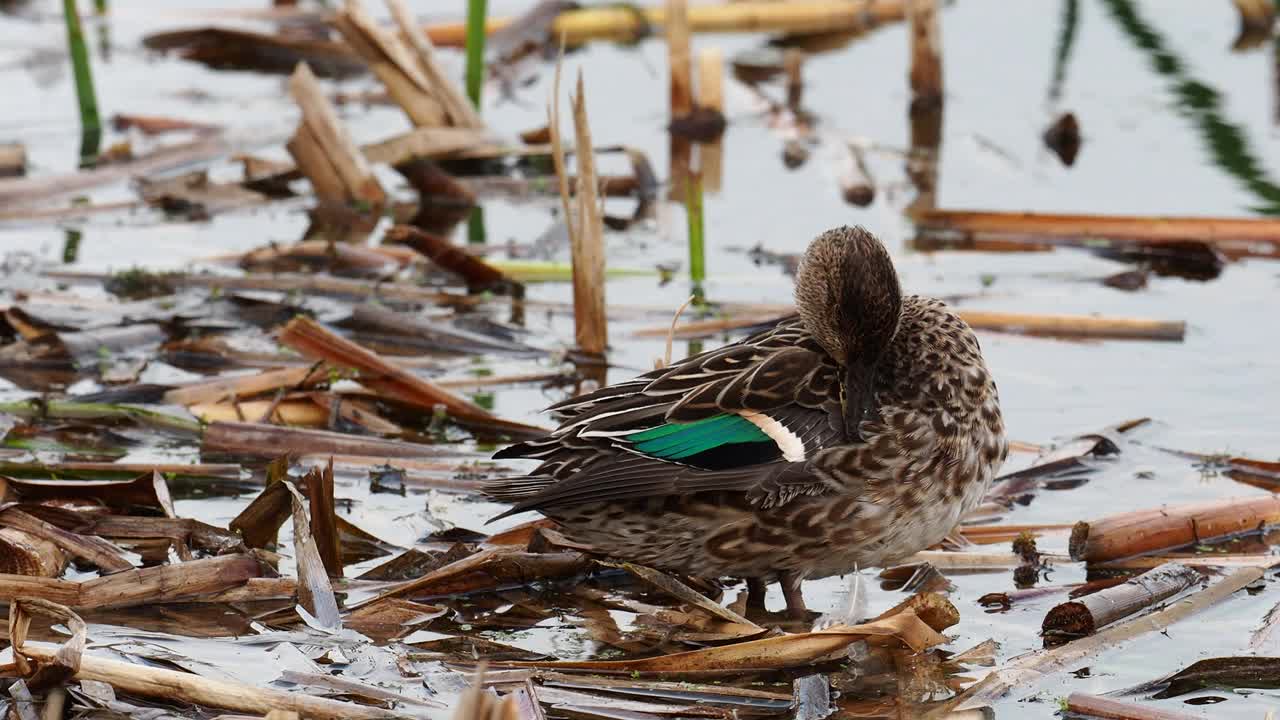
<box><xmin>738</xmin><ymin>410</ymin><xmax>806</xmax><ymax>461</ymax></box>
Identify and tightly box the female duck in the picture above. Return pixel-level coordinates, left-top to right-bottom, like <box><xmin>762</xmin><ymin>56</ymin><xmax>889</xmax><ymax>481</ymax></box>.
<box><xmin>486</xmin><ymin>226</ymin><xmax>1007</xmax><ymax>617</ymax></box>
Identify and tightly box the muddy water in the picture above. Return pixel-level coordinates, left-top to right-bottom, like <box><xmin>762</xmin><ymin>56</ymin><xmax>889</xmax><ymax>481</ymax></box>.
<box><xmin>1</xmin><ymin>0</ymin><xmax>1279</xmax><ymax>716</ymax></box>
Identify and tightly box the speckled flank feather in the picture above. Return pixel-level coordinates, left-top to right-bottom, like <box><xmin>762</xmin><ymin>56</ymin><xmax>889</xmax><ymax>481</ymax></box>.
<box><xmin>485</xmin><ymin>226</ymin><xmax>1007</xmax><ymax>608</ymax></box>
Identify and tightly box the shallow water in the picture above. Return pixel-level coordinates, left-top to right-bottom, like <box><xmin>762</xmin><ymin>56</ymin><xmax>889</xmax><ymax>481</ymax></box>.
<box><xmin>1</xmin><ymin>0</ymin><xmax>1280</xmax><ymax>717</ymax></box>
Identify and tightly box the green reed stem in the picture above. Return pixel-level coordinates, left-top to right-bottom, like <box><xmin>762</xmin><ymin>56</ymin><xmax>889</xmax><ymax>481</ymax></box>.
<box><xmin>685</xmin><ymin>172</ymin><xmax>706</xmax><ymax>299</ymax></box>
<box><xmin>63</xmin><ymin>0</ymin><xmax>99</xmax><ymax>132</ymax></box>
<box><xmin>62</xmin><ymin>229</ymin><xmax>81</xmax><ymax>264</ymax></box>
<box><xmin>63</xmin><ymin>0</ymin><xmax>101</xmax><ymax>164</ymax></box>
<box><xmin>467</xmin><ymin>206</ymin><xmax>487</xmax><ymax>246</ymax></box>
<box><xmin>464</xmin><ymin>0</ymin><xmax>488</xmax><ymax>111</ymax></box>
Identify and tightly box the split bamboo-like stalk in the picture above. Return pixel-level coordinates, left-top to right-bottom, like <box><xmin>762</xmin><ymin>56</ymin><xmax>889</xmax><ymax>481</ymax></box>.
<box><xmin>165</xmin><ymin>365</ymin><xmax>330</xmax><ymax>407</ymax></box>
<box><xmin>569</xmin><ymin>72</ymin><xmax>608</xmax><ymax>357</ymax></box>
<box><xmin>304</xmin><ymin>461</ymin><xmax>342</xmax><ymax>578</ymax></box>
<box><xmin>334</xmin><ymin>0</ymin><xmax>447</xmax><ymax>127</ymax></box>
<box><xmin>17</xmin><ymin>642</ymin><xmax>398</xmax><ymax>720</ymax></box>
<box><xmin>906</xmin><ymin>0</ymin><xmax>942</xmax><ymax>109</ymax></box>
<box><xmin>285</xmin><ymin>481</ymin><xmax>341</xmax><ymax>630</ymax></box>
<box><xmin>1069</xmin><ymin>495</ymin><xmax>1280</xmax><ymax>563</ymax></box>
<box><xmin>0</xmin><ymin>527</ymin><xmax>68</xmax><ymax>577</ymax></box>
<box><xmin>285</xmin><ymin>124</ymin><xmax>347</xmax><ymax>202</ymax></box>
<box><xmin>697</xmin><ymin>47</ymin><xmax>724</xmax><ymax>192</ymax></box>
<box><xmin>277</xmin><ymin>316</ymin><xmax>544</xmax><ymax>435</ymax></box>
<box><xmin>386</xmin><ymin>0</ymin><xmax>484</xmax><ymax>129</ymax></box>
<box><xmin>424</xmin><ymin>1</ymin><xmax>907</xmax><ymax>47</ymax></box>
<box><xmin>915</xmin><ymin>209</ymin><xmax>1280</xmax><ymax>260</ymax></box>
<box><xmin>1040</xmin><ymin>562</ymin><xmax>1202</xmax><ymax>645</ymax></box>
<box><xmin>0</xmin><ymin>553</ymin><xmax>264</xmax><ymax>609</ymax></box>
<box><xmin>1065</xmin><ymin>693</ymin><xmax>1198</xmax><ymax>720</ymax></box>
<box><xmin>287</xmin><ymin>62</ymin><xmax>386</xmax><ymax>206</ymax></box>
<box><xmin>0</xmin><ymin>507</ymin><xmax>132</xmax><ymax>573</ymax></box>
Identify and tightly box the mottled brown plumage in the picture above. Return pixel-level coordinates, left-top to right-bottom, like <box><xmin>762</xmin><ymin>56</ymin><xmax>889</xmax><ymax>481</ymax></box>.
<box><xmin>487</xmin><ymin>226</ymin><xmax>1007</xmax><ymax>617</ymax></box>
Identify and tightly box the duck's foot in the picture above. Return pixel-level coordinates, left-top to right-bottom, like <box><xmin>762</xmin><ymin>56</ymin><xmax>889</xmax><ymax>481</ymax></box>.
<box><xmin>745</xmin><ymin>578</ymin><xmax>768</xmax><ymax>613</ymax></box>
<box><xmin>781</xmin><ymin>571</ymin><xmax>808</xmax><ymax>621</ymax></box>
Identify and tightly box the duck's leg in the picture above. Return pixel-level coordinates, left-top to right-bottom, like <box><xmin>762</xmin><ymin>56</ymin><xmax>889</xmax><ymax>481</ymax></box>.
<box><xmin>746</xmin><ymin>578</ymin><xmax>768</xmax><ymax>613</ymax></box>
<box><xmin>780</xmin><ymin>571</ymin><xmax>807</xmax><ymax>619</ymax></box>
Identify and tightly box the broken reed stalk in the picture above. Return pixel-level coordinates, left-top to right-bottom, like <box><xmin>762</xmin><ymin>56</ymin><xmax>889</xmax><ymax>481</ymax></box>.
<box><xmin>276</xmin><ymin>316</ymin><xmax>544</xmax><ymax>435</ymax></box>
<box><xmin>1065</xmin><ymin>693</ymin><xmax>1199</xmax><ymax>720</ymax></box>
<box><xmin>0</xmin><ymin>507</ymin><xmax>131</xmax><ymax>574</ymax></box>
<box><xmin>287</xmin><ymin>62</ymin><xmax>386</xmax><ymax>206</ymax></box>
<box><xmin>0</xmin><ymin>527</ymin><xmax>68</xmax><ymax>577</ymax></box>
<box><xmin>1040</xmin><ymin>562</ymin><xmax>1201</xmax><ymax>645</ymax></box>
<box><xmin>914</xmin><ymin>209</ymin><xmax>1280</xmax><ymax>260</ymax></box>
<box><xmin>62</xmin><ymin>0</ymin><xmax>101</xmax><ymax>162</ymax></box>
<box><xmin>201</xmin><ymin>420</ymin><xmax>468</xmax><ymax>459</ymax></box>
<box><xmin>164</xmin><ymin>364</ymin><xmax>330</xmax><ymax>407</ymax></box>
<box><xmin>464</xmin><ymin>0</ymin><xmax>488</xmax><ymax>111</ymax></box>
<box><xmin>906</xmin><ymin>0</ymin><xmax>943</xmax><ymax>110</ymax></box>
<box><xmin>569</xmin><ymin>72</ymin><xmax>608</xmax><ymax>357</ymax></box>
<box><xmin>333</xmin><ymin>0</ymin><xmax>447</xmax><ymax>128</ymax></box>
<box><xmin>0</xmin><ymin>554</ymin><xmax>264</xmax><ymax>609</ymax></box>
<box><xmin>386</xmin><ymin>0</ymin><xmax>484</xmax><ymax>129</ymax></box>
<box><xmin>17</xmin><ymin>641</ymin><xmax>397</xmax><ymax>720</ymax></box>
<box><xmin>1069</xmin><ymin>495</ymin><xmax>1280</xmax><ymax>563</ymax></box>
<box><xmin>956</xmin><ymin>309</ymin><xmax>1184</xmax><ymax>342</ymax></box>
<box><xmin>952</xmin><ymin>564</ymin><xmax>1270</xmax><ymax>711</ymax></box>
<box><xmin>632</xmin><ymin>308</ymin><xmax>1185</xmax><ymax>342</ymax></box>
<box><xmin>425</xmin><ymin>1</ymin><xmax>907</xmax><ymax>47</ymax></box>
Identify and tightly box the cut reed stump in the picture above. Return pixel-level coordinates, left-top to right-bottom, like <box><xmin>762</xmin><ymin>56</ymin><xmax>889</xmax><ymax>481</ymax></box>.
<box><xmin>1070</xmin><ymin>495</ymin><xmax>1280</xmax><ymax>564</ymax></box>
<box><xmin>0</xmin><ymin>142</ymin><xmax>25</xmax><ymax>177</ymax></box>
<box><xmin>906</xmin><ymin>0</ymin><xmax>942</xmax><ymax>110</ymax></box>
<box><xmin>286</xmin><ymin>62</ymin><xmax>386</xmax><ymax>207</ymax></box>
<box><xmin>696</xmin><ymin>47</ymin><xmax>724</xmax><ymax>192</ymax></box>
<box><xmin>666</xmin><ymin>0</ymin><xmax>694</xmax><ymax>201</ymax></box>
<box><xmin>1040</xmin><ymin>562</ymin><xmax>1201</xmax><ymax>646</ymax></box>
<box><xmin>424</xmin><ymin>0</ymin><xmax>908</xmax><ymax>47</ymax></box>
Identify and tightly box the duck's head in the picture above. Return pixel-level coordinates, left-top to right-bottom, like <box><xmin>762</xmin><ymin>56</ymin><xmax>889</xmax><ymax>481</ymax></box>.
<box><xmin>794</xmin><ymin>226</ymin><xmax>902</xmax><ymax>434</ymax></box>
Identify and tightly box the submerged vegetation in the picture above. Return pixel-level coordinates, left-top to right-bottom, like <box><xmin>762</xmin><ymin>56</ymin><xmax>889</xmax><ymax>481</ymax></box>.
<box><xmin>0</xmin><ymin>0</ymin><xmax>1277</xmax><ymax>718</ymax></box>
